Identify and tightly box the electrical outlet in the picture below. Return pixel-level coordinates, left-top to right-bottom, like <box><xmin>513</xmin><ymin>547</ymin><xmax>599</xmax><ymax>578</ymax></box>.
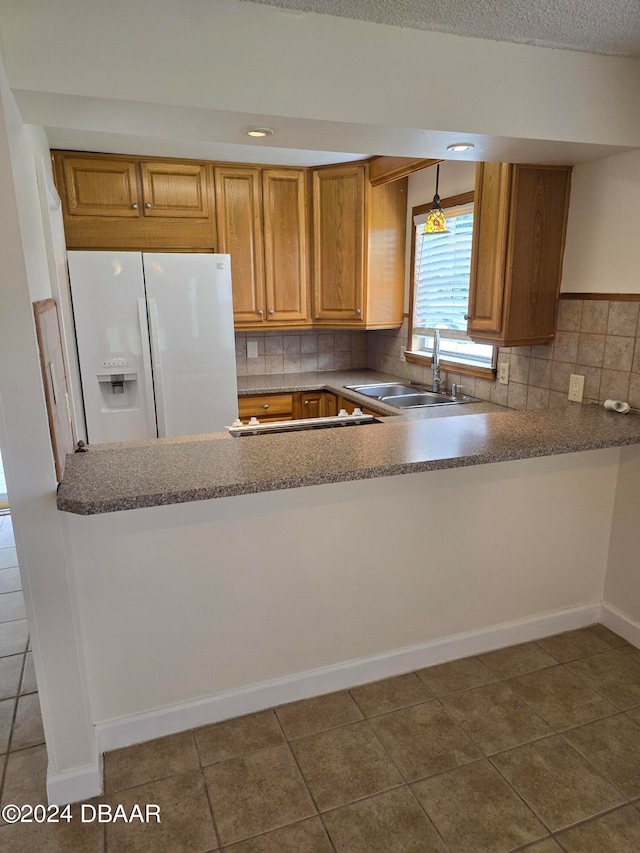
<box><xmin>247</xmin><ymin>341</ymin><xmax>258</xmax><ymax>359</ymax></box>
<box><xmin>498</xmin><ymin>362</ymin><xmax>509</xmax><ymax>385</ymax></box>
<box><xmin>568</xmin><ymin>373</ymin><xmax>585</xmax><ymax>402</ymax></box>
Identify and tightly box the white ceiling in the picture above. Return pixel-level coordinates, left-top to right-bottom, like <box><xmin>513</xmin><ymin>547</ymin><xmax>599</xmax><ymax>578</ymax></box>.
<box><xmin>245</xmin><ymin>0</ymin><xmax>640</xmax><ymax>57</ymax></box>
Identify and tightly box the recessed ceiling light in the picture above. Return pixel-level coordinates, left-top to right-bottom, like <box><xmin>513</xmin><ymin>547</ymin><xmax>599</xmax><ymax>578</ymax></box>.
<box><xmin>446</xmin><ymin>143</ymin><xmax>474</xmax><ymax>153</ymax></box>
<box><xmin>245</xmin><ymin>127</ymin><xmax>274</xmax><ymax>138</ymax></box>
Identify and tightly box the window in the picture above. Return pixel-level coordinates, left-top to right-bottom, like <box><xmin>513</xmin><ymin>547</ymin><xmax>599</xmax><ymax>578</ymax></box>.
<box><xmin>407</xmin><ymin>194</ymin><xmax>496</xmax><ymax>375</ymax></box>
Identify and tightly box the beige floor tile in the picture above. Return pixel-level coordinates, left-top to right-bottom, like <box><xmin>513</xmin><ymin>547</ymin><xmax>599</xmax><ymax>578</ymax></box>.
<box><xmin>19</xmin><ymin>651</ymin><xmax>37</xmax><ymax>694</ymax></box>
<box><xmin>0</xmin><ymin>653</ymin><xmax>22</xmax><ymax>700</ymax></box>
<box><xmin>587</xmin><ymin>624</ymin><xmax>628</xmax><ymax>648</ymax></box>
<box><xmin>0</xmin><ymin>567</ymin><xmax>21</xmax><ymax>594</ymax></box>
<box><xmin>106</xmin><ymin>769</ymin><xmax>217</xmax><ymax>853</ymax></box>
<box><xmin>479</xmin><ymin>642</ymin><xmax>557</xmax><ymax>679</ymax></box>
<box><xmin>0</xmin><ymin>548</ymin><xmax>17</xmax><ymax>570</ymax></box>
<box><xmin>555</xmin><ymin>803</ymin><xmax>640</xmax><ymax>852</ymax></box>
<box><xmin>0</xmin><ymin>619</ymin><xmax>28</xmax><ymax>658</ymax></box>
<box><xmin>194</xmin><ymin>710</ymin><xmax>284</xmax><ymax>766</ymax></box>
<box><xmin>416</xmin><ymin>656</ymin><xmax>498</xmax><ymax>697</ymax></box>
<box><xmin>290</xmin><ymin>720</ymin><xmax>402</xmax><ymax>812</ymax></box>
<box><xmin>349</xmin><ymin>673</ymin><xmax>433</xmax><ymax>717</ymax></box>
<box><xmin>0</xmin><ymin>804</ymin><xmax>104</xmax><ymax>852</ymax></box>
<box><xmin>508</xmin><ymin>665</ymin><xmax>617</xmax><ymax>730</ymax></box>
<box><xmin>567</xmin><ymin>648</ymin><xmax>640</xmax><ymax>709</ymax></box>
<box><xmin>537</xmin><ymin>628</ymin><xmax>614</xmax><ymax>662</ymax></box>
<box><xmin>412</xmin><ymin>759</ymin><xmax>546</xmax><ymax>853</ymax></box>
<box><xmin>563</xmin><ymin>713</ymin><xmax>640</xmax><ymax>798</ymax></box>
<box><xmin>0</xmin><ymin>591</ymin><xmax>26</xmax><ymax>623</ymax></box>
<box><xmin>221</xmin><ymin>817</ymin><xmax>332</xmax><ymax>852</ymax></box>
<box><xmin>323</xmin><ymin>786</ymin><xmax>447</xmax><ymax>853</ymax></box>
<box><xmin>205</xmin><ymin>744</ymin><xmax>315</xmax><ymax>846</ymax></box>
<box><xmin>0</xmin><ymin>696</ymin><xmax>14</xmax><ymax>754</ymax></box>
<box><xmin>1</xmin><ymin>744</ymin><xmax>48</xmax><ymax>820</ymax></box>
<box><xmin>441</xmin><ymin>681</ymin><xmax>552</xmax><ymax>754</ymax></box>
<box><xmin>520</xmin><ymin>839</ymin><xmax>563</xmax><ymax>852</ymax></box>
<box><xmin>369</xmin><ymin>700</ymin><xmax>481</xmax><ymax>782</ymax></box>
<box><xmin>11</xmin><ymin>692</ymin><xmax>45</xmax><ymax>750</ymax></box>
<box><xmin>491</xmin><ymin>735</ymin><xmax>624</xmax><ymax>832</ymax></box>
<box><xmin>104</xmin><ymin>730</ymin><xmax>200</xmax><ymax>793</ymax></box>
<box><xmin>276</xmin><ymin>691</ymin><xmax>363</xmax><ymax>739</ymax></box>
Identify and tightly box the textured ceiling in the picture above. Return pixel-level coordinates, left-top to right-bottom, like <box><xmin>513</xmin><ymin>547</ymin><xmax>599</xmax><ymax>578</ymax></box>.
<box><xmin>244</xmin><ymin>0</ymin><xmax>640</xmax><ymax>56</ymax></box>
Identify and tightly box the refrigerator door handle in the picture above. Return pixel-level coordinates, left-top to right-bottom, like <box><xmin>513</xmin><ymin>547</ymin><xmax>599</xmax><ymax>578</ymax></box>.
<box><xmin>137</xmin><ymin>298</ymin><xmax>157</xmax><ymax>438</ymax></box>
<box><xmin>147</xmin><ymin>298</ymin><xmax>167</xmax><ymax>438</ymax></box>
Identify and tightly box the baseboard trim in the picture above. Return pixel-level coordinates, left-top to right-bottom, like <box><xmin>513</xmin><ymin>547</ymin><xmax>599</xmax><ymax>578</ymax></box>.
<box><xmin>600</xmin><ymin>602</ymin><xmax>640</xmax><ymax>647</ymax></box>
<box><xmin>97</xmin><ymin>601</ymin><xmax>601</xmax><ymax>754</ymax></box>
<box><xmin>47</xmin><ymin>756</ymin><xmax>103</xmax><ymax>806</ymax></box>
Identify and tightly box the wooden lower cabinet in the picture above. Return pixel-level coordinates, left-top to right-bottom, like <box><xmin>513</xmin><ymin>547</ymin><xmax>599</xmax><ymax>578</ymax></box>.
<box><xmin>237</xmin><ymin>390</ymin><xmax>339</xmax><ymax>422</ymax></box>
<box><xmin>336</xmin><ymin>395</ymin><xmax>382</xmax><ymax>416</ymax></box>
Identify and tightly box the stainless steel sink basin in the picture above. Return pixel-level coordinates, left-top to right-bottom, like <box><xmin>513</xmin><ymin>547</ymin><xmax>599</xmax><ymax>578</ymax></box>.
<box><xmin>346</xmin><ymin>382</ymin><xmax>479</xmax><ymax>408</ymax></box>
<box><xmin>346</xmin><ymin>383</ymin><xmax>417</xmax><ymax>398</ymax></box>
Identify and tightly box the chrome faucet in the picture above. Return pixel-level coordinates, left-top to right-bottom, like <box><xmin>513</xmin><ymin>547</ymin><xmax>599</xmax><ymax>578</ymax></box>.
<box><xmin>431</xmin><ymin>329</ymin><xmax>444</xmax><ymax>392</ymax></box>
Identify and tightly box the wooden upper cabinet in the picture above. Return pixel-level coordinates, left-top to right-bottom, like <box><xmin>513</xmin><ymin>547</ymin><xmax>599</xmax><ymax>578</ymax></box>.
<box><xmin>467</xmin><ymin>162</ymin><xmax>571</xmax><ymax>347</ymax></box>
<box><xmin>214</xmin><ymin>166</ymin><xmax>265</xmax><ymax>323</ymax></box>
<box><xmin>216</xmin><ymin>166</ymin><xmax>311</xmax><ymax>329</ymax></box>
<box><xmin>62</xmin><ymin>157</ymin><xmax>139</xmax><ymax>217</ymax></box>
<box><xmin>53</xmin><ymin>151</ymin><xmax>216</xmax><ymax>249</ymax></box>
<box><xmin>139</xmin><ymin>161</ymin><xmax>209</xmax><ymax>218</ymax></box>
<box><xmin>313</xmin><ymin>164</ymin><xmax>366</xmax><ymax>323</ymax></box>
<box><xmin>262</xmin><ymin>169</ymin><xmax>309</xmax><ymax>324</ymax></box>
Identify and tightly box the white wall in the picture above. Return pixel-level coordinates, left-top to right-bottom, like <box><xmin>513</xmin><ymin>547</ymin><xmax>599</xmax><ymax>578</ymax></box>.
<box><xmin>64</xmin><ymin>450</ymin><xmax>618</xmax><ymax>724</ymax></box>
<box><xmin>561</xmin><ymin>150</ymin><xmax>640</xmax><ymax>294</ymax></box>
<box><xmin>1</xmin><ymin>0</ymin><xmax>639</xmax><ymax>149</ymax></box>
<box><xmin>605</xmin><ymin>446</ymin><xmax>640</xmax><ymax>624</ymax></box>
<box><xmin>0</xmin><ymin>51</ymin><xmax>96</xmax><ymax>800</ymax></box>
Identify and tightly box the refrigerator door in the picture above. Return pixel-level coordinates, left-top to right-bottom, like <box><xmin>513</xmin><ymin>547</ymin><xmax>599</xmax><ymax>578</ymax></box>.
<box><xmin>142</xmin><ymin>253</ymin><xmax>238</xmax><ymax>436</ymax></box>
<box><xmin>68</xmin><ymin>251</ymin><xmax>157</xmax><ymax>444</ymax></box>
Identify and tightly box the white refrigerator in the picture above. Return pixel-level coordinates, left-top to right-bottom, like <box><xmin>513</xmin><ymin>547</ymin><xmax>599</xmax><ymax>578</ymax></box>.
<box><xmin>68</xmin><ymin>251</ymin><xmax>238</xmax><ymax>444</ymax></box>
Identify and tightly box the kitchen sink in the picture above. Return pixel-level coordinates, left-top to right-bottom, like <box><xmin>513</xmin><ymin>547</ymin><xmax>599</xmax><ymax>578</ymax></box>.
<box><xmin>346</xmin><ymin>382</ymin><xmax>479</xmax><ymax>408</ymax></box>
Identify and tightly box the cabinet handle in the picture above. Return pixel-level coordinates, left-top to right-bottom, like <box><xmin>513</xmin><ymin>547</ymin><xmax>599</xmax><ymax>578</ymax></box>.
<box><xmin>464</xmin><ymin>314</ymin><xmax>470</xmax><ymax>321</ymax></box>
<box><xmin>132</xmin><ymin>203</ymin><xmax>139</xmax><ymax>210</ymax></box>
<box><xmin>268</xmin><ymin>309</ymin><xmax>274</xmax><ymax>315</ymax></box>
<box><xmin>263</xmin><ymin>404</ymin><xmax>269</xmax><ymax>409</ymax></box>
<box><xmin>304</xmin><ymin>400</ymin><xmax>309</xmax><ymax>405</ymax></box>
<box><xmin>355</xmin><ymin>308</ymin><xmax>361</xmax><ymax>315</ymax></box>
<box><xmin>258</xmin><ymin>310</ymin><xmax>264</xmax><ymax>316</ymax></box>
<box><xmin>144</xmin><ymin>202</ymin><xmax>152</xmax><ymax>209</ymax></box>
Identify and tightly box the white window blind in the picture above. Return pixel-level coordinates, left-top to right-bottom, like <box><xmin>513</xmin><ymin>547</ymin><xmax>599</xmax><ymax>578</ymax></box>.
<box><xmin>411</xmin><ymin>202</ymin><xmax>494</xmax><ymax>370</ymax></box>
<box><xmin>413</xmin><ymin>203</ymin><xmax>474</xmax><ymax>335</ymax></box>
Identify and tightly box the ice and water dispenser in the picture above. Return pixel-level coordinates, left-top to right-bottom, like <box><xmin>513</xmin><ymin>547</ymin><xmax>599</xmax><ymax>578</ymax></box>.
<box><xmin>96</xmin><ymin>358</ymin><xmax>140</xmax><ymax>411</ymax></box>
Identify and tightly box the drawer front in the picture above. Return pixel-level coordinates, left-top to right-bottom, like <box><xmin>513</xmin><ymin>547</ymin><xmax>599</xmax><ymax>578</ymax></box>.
<box><xmin>238</xmin><ymin>393</ymin><xmax>294</xmax><ymax>420</ymax></box>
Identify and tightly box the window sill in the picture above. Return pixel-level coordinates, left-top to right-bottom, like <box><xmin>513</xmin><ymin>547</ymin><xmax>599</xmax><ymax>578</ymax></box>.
<box><xmin>404</xmin><ymin>351</ymin><xmax>496</xmax><ymax>380</ymax></box>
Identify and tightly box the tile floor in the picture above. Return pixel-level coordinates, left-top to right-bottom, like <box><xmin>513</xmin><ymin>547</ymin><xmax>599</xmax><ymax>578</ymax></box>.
<box><xmin>0</xmin><ymin>547</ymin><xmax>639</xmax><ymax>851</ymax></box>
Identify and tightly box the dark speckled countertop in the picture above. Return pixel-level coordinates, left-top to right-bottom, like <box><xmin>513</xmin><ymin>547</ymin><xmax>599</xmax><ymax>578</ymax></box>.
<box><xmin>57</xmin><ymin>370</ymin><xmax>640</xmax><ymax>515</ymax></box>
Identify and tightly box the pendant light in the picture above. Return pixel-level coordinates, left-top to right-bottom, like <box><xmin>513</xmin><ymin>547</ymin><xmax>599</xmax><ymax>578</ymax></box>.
<box><xmin>423</xmin><ymin>164</ymin><xmax>448</xmax><ymax>234</ymax></box>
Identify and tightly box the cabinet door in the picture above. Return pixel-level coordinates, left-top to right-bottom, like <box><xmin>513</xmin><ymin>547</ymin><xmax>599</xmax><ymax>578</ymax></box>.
<box><xmin>262</xmin><ymin>170</ymin><xmax>310</xmax><ymax>324</ymax></box>
<box><xmin>62</xmin><ymin>156</ymin><xmax>140</xmax><ymax>217</ymax></box>
<box><xmin>140</xmin><ymin>162</ymin><xmax>210</xmax><ymax>218</ymax></box>
<box><xmin>298</xmin><ymin>392</ymin><xmax>324</xmax><ymax>418</ymax></box>
<box><xmin>312</xmin><ymin>165</ymin><xmax>365</xmax><ymax>323</ymax></box>
<box><xmin>215</xmin><ymin>167</ymin><xmax>265</xmax><ymax>325</ymax></box>
<box><xmin>467</xmin><ymin>162</ymin><xmax>512</xmax><ymax>338</ymax></box>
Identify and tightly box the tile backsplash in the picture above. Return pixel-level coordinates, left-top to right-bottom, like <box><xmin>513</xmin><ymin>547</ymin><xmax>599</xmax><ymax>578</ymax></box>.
<box><xmin>366</xmin><ymin>298</ymin><xmax>640</xmax><ymax>411</ymax></box>
<box><xmin>235</xmin><ymin>329</ymin><xmax>367</xmax><ymax>375</ymax></box>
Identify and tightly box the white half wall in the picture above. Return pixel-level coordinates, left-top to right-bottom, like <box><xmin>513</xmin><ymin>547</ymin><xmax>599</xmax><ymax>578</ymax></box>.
<box><xmin>63</xmin><ymin>449</ymin><xmax>619</xmax><ymax>726</ymax></box>
<box><xmin>561</xmin><ymin>150</ymin><xmax>640</xmax><ymax>294</ymax></box>
<box><xmin>605</xmin><ymin>445</ymin><xmax>640</xmax><ymax>625</ymax></box>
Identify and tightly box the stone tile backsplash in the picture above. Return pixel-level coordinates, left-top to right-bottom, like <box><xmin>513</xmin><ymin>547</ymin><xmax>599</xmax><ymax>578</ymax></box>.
<box><xmin>366</xmin><ymin>299</ymin><xmax>640</xmax><ymax>411</ymax></box>
<box><xmin>235</xmin><ymin>329</ymin><xmax>367</xmax><ymax>375</ymax></box>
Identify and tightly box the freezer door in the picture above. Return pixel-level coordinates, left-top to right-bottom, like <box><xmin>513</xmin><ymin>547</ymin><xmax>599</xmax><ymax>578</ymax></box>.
<box><xmin>143</xmin><ymin>253</ymin><xmax>238</xmax><ymax>436</ymax></box>
<box><xmin>68</xmin><ymin>251</ymin><xmax>157</xmax><ymax>444</ymax></box>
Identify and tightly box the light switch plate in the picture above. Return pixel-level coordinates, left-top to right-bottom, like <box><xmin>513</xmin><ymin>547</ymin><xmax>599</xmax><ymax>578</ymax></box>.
<box><xmin>247</xmin><ymin>341</ymin><xmax>258</xmax><ymax>359</ymax></box>
<box><xmin>498</xmin><ymin>362</ymin><xmax>509</xmax><ymax>385</ymax></box>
